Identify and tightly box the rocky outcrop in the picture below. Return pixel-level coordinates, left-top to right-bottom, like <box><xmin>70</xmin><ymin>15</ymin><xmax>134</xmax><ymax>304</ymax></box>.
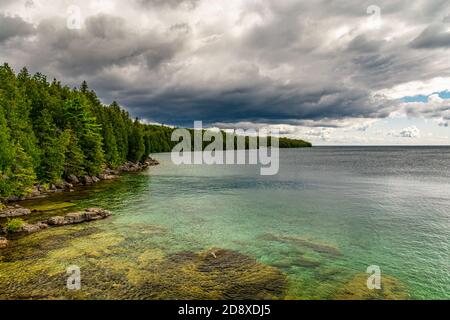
<box><xmin>3</xmin><ymin>208</ymin><xmax>112</xmax><ymax>236</ymax></box>
<box><xmin>46</xmin><ymin>208</ymin><xmax>112</xmax><ymax>226</ymax></box>
<box><xmin>0</xmin><ymin>237</ymin><xmax>8</xmax><ymax>248</ymax></box>
<box><xmin>0</xmin><ymin>205</ymin><xmax>31</xmax><ymax>218</ymax></box>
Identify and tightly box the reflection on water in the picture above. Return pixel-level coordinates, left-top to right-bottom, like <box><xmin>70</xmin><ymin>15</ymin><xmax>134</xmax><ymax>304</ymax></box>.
<box><xmin>0</xmin><ymin>147</ymin><xmax>449</xmax><ymax>299</ymax></box>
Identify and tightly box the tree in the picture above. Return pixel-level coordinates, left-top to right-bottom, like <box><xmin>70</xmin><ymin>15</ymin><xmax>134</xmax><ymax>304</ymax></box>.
<box><xmin>128</xmin><ymin>119</ymin><xmax>145</xmax><ymax>162</ymax></box>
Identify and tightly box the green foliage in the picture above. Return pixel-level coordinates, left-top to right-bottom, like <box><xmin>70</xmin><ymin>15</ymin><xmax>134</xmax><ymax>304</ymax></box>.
<box><xmin>5</xmin><ymin>218</ymin><xmax>24</xmax><ymax>233</ymax></box>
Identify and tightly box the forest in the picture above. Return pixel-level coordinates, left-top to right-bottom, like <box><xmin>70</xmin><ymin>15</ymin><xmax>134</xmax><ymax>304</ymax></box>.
<box><xmin>0</xmin><ymin>64</ymin><xmax>310</xmax><ymax>199</ymax></box>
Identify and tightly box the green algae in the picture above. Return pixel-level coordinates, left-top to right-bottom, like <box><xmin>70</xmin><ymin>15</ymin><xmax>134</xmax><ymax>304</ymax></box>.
<box><xmin>125</xmin><ymin>248</ymin><xmax>288</xmax><ymax>300</ymax></box>
<box><xmin>334</xmin><ymin>273</ymin><xmax>410</xmax><ymax>300</ymax></box>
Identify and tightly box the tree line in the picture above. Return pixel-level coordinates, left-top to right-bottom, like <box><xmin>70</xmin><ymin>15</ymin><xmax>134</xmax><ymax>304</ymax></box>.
<box><xmin>0</xmin><ymin>64</ymin><xmax>310</xmax><ymax>199</ymax></box>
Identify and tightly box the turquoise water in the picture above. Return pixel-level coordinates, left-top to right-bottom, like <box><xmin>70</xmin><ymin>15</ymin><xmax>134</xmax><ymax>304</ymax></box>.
<box><xmin>1</xmin><ymin>147</ymin><xmax>449</xmax><ymax>299</ymax></box>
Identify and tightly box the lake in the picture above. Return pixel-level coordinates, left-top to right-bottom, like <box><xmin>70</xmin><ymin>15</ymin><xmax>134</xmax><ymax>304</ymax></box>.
<box><xmin>0</xmin><ymin>147</ymin><xmax>449</xmax><ymax>299</ymax></box>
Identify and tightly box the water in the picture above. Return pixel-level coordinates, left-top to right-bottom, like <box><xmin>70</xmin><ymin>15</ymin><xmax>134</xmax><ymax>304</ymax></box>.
<box><xmin>0</xmin><ymin>147</ymin><xmax>449</xmax><ymax>299</ymax></box>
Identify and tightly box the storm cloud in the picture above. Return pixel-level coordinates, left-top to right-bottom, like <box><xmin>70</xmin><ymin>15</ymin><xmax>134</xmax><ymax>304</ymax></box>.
<box><xmin>0</xmin><ymin>0</ymin><xmax>449</xmax><ymax>135</ymax></box>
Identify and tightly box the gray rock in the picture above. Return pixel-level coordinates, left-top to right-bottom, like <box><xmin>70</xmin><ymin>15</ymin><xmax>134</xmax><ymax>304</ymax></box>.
<box><xmin>46</xmin><ymin>208</ymin><xmax>112</xmax><ymax>226</ymax></box>
<box><xmin>47</xmin><ymin>216</ymin><xmax>66</xmax><ymax>226</ymax></box>
<box><xmin>92</xmin><ymin>176</ymin><xmax>100</xmax><ymax>183</ymax></box>
<box><xmin>0</xmin><ymin>206</ymin><xmax>31</xmax><ymax>218</ymax></box>
<box><xmin>66</xmin><ymin>174</ymin><xmax>80</xmax><ymax>185</ymax></box>
<box><xmin>21</xmin><ymin>222</ymin><xmax>48</xmax><ymax>234</ymax></box>
<box><xmin>81</xmin><ymin>175</ymin><xmax>94</xmax><ymax>185</ymax></box>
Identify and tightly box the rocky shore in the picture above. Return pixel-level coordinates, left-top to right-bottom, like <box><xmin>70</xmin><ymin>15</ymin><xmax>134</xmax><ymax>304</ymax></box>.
<box><xmin>3</xmin><ymin>157</ymin><xmax>159</xmax><ymax>203</ymax></box>
<box><xmin>1</xmin><ymin>208</ymin><xmax>112</xmax><ymax>241</ymax></box>
<box><xmin>0</xmin><ymin>157</ymin><xmax>158</xmax><ymax>249</ymax></box>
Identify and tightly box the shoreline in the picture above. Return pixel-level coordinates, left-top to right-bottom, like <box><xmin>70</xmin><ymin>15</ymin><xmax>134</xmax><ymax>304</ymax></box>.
<box><xmin>1</xmin><ymin>156</ymin><xmax>159</xmax><ymax>205</ymax></box>
<box><xmin>0</xmin><ymin>156</ymin><xmax>160</xmax><ymax>245</ymax></box>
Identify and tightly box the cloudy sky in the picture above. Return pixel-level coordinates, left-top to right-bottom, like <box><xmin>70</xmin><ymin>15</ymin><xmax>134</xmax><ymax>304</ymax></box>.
<box><xmin>1</xmin><ymin>0</ymin><xmax>449</xmax><ymax>145</ymax></box>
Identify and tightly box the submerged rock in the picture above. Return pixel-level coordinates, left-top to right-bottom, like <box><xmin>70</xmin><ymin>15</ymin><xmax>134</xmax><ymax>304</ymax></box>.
<box><xmin>334</xmin><ymin>273</ymin><xmax>409</xmax><ymax>300</ymax></box>
<box><xmin>261</xmin><ymin>233</ymin><xmax>342</xmax><ymax>257</ymax></box>
<box><xmin>47</xmin><ymin>208</ymin><xmax>112</xmax><ymax>226</ymax></box>
<box><xmin>0</xmin><ymin>205</ymin><xmax>31</xmax><ymax>218</ymax></box>
<box><xmin>128</xmin><ymin>247</ymin><xmax>288</xmax><ymax>300</ymax></box>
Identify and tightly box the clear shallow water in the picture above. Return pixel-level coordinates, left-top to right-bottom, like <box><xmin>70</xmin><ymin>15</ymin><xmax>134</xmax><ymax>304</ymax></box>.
<box><xmin>0</xmin><ymin>147</ymin><xmax>449</xmax><ymax>299</ymax></box>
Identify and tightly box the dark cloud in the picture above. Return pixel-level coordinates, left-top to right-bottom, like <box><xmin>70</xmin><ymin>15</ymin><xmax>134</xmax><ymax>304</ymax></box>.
<box><xmin>0</xmin><ymin>0</ymin><xmax>449</xmax><ymax>129</ymax></box>
<box><xmin>0</xmin><ymin>14</ymin><xmax>35</xmax><ymax>42</ymax></box>
<box><xmin>410</xmin><ymin>24</ymin><xmax>450</xmax><ymax>49</ymax></box>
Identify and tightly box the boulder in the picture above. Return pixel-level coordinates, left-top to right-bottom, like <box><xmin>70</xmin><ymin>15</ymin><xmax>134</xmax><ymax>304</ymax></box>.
<box><xmin>66</xmin><ymin>174</ymin><xmax>80</xmax><ymax>185</ymax></box>
<box><xmin>0</xmin><ymin>206</ymin><xmax>31</xmax><ymax>218</ymax></box>
<box><xmin>47</xmin><ymin>216</ymin><xmax>66</xmax><ymax>226</ymax></box>
<box><xmin>6</xmin><ymin>195</ymin><xmax>20</xmax><ymax>202</ymax></box>
<box><xmin>64</xmin><ymin>182</ymin><xmax>74</xmax><ymax>190</ymax></box>
<box><xmin>21</xmin><ymin>222</ymin><xmax>48</xmax><ymax>234</ymax></box>
<box><xmin>81</xmin><ymin>175</ymin><xmax>94</xmax><ymax>185</ymax></box>
<box><xmin>0</xmin><ymin>237</ymin><xmax>8</xmax><ymax>249</ymax></box>
<box><xmin>144</xmin><ymin>157</ymin><xmax>160</xmax><ymax>166</ymax></box>
<box><xmin>92</xmin><ymin>176</ymin><xmax>100</xmax><ymax>183</ymax></box>
<box><xmin>29</xmin><ymin>186</ymin><xmax>41</xmax><ymax>197</ymax></box>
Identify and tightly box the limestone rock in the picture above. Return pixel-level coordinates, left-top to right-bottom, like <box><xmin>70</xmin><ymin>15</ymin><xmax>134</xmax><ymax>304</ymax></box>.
<box><xmin>0</xmin><ymin>206</ymin><xmax>31</xmax><ymax>218</ymax></box>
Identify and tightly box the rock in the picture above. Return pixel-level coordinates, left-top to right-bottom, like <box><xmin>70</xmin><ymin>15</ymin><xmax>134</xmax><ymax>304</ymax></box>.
<box><xmin>54</xmin><ymin>182</ymin><xmax>65</xmax><ymax>189</ymax></box>
<box><xmin>64</xmin><ymin>182</ymin><xmax>74</xmax><ymax>190</ymax></box>
<box><xmin>65</xmin><ymin>212</ymin><xmax>85</xmax><ymax>224</ymax></box>
<box><xmin>29</xmin><ymin>186</ymin><xmax>41</xmax><ymax>197</ymax></box>
<box><xmin>92</xmin><ymin>176</ymin><xmax>100</xmax><ymax>183</ymax></box>
<box><xmin>47</xmin><ymin>216</ymin><xmax>66</xmax><ymax>226</ymax></box>
<box><xmin>334</xmin><ymin>273</ymin><xmax>409</xmax><ymax>300</ymax></box>
<box><xmin>66</xmin><ymin>174</ymin><xmax>80</xmax><ymax>185</ymax></box>
<box><xmin>50</xmin><ymin>184</ymin><xmax>57</xmax><ymax>191</ymax></box>
<box><xmin>144</xmin><ymin>157</ymin><xmax>160</xmax><ymax>166</ymax></box>
<box><xmin>0</xmin><ymin>237</ymin><xmax>8</xmax><ymax>249</ymax></box>
<box><xmin>6</xmin><ymin>195</ymin><xmax>20</xmax><ymax>202</ymax></box>
<box><xmin>85</xmin><ymin>208</ymin><xmax>112</xmax><ymax>218</ymax></box>
<box><xmin>103</xmin><ymin>174</ymin><xmax>119</xmax><ymax>180</ymax></box>
<box><xmin>81</xmin><ymin>175</ymin><xmax>94</xmax><ymax>185</ymax></box>
<box><xmin>5</xmin><ymin>222</ymin><xmax>49</xmax><ymax>235</ymax></box>
<box><xmin>46</xmin><ymin>208</ymin><xmax>112</xmax><ymax>226</ymax></box>
<box><xmin>0</xmin><ymin>206</ymin><xmax>31</xmax><ymax>218</ymax></box>
<box><xmin>21</xmin><ymin>222</ymin><xmax>48</xmax><ymax>234</ymax></box>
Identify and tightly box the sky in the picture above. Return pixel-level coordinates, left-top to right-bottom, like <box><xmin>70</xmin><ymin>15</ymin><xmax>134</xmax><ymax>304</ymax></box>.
<box><xmin>0</xmin><ymin>0</ymin><xmax>449</xmax><ymax>145</ymax></box>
